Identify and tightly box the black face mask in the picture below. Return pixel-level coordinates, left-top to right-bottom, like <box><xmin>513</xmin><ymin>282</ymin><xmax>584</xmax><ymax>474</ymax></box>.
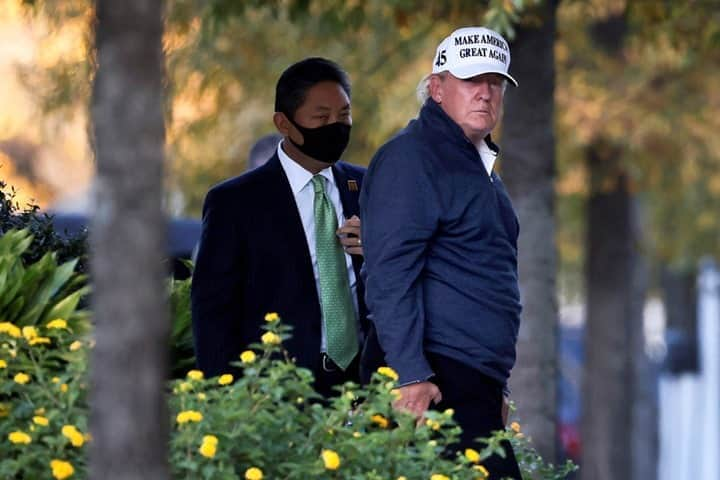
<box><xmin>287</xmin><ymin>117</ymin><xmax>351</xmax><ymax>164</ymax></box>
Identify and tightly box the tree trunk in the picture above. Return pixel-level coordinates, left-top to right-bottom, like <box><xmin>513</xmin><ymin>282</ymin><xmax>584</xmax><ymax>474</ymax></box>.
<box><xmin>503</xmin><ymin>0</ymin><xmax>559</xmax><ymax>462</ymax></box>
<box><xmin>89</xmin><ymin>1</ymin><xmax>169</xmax><ymax>479</ymax></box>
<box><xmin>581</xmin><ymin>141</ymin><xmax>644</xmax><ymax>480</ymax></box>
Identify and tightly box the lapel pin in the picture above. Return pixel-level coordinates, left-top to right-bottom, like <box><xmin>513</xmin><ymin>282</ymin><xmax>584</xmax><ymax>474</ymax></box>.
<box><xmin>347</xmin><ymin>180</ymin><xmax>358</xmax><ymax>192</ymax></box>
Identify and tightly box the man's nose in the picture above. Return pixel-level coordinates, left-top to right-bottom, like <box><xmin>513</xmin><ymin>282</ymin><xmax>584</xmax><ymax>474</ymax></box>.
<box><xmin>475</xmin><ymin>81</ymin><xmax>491</xmax><ymax>100</ymax></box>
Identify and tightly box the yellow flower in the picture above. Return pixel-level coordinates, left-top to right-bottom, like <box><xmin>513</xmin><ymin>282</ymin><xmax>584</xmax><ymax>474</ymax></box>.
<box><xmin>473</xmin><ymin>465</ymin><xmax>490</xmax><ymax>478</ymax></box>
<box><xmin>61</xmin><ymin>425</ymin><xmax>84</xmax><ymax>447</ymax></box>
<box><xmin>264</xmin><ymin>312</ymin><xmax>280</xmax><ymax>322</ymax></box>
<box><xmin>199</xmin><ymin>441</ymin><xmax>217</xmax><ymax>458</ymax></box>
<box><xmin>371</xmin><ymin>414</ymin><xmax>389</xmax><ymax>428</ymax></box>
<box><xmin>390</xmin><ymin>388</ymin><xmax>402</xmax><ymax>400</ymax></box>
<box><xmin>377</xmin><ymin>366</ymin><xmax>399</xmax><ymax>381</ymax></box>
<box><xmin>52</xmin><ymin>377</ymin><xmax>60</xmax><ymax>383</ymax></box>
<box><xmin>465</xmin><ymin>448</ymin><xmax>481</xmax><ymax>463</ymax></box>
<box><xmin>29</xmin><ymin>336</ymin><xmax>52</xmax><ymax>346</ymax></box>
<box><xmin>69</xmin><ymin>341</ymin><xmax>82</xmax><ymax>351</ymax></box>
<box><xmin>240</xmin><ymin>350</ymin><xmax>256</xmax><ymax>363</ymax></box>
<box><xmin>0</xmin><ymin>322</ymin><xmax>21</xmax><ymax>338</ymax></box>
<box><xmin>443</xmin><ymin>408</ymin><xmax>454</xmax><ymax>417</ymax></box>
<box><xmin>46</xmin><ymin>319</ymin><xmax>68</xmax><ymax>329</ymax></box>
<box><xmin>33</xmin><ymin>416</ymin><xmax>49</xmax><ymax>426</ymax></box>
<box><xmin>510</xmin><ymin>421</ymin><xmax>521</xmax><ymax>433</ymax></box>
<box><xmin>0</xmin><ymin>359</ymin><xmax>6</xmax><ymax>368</ymax></box>
<box><xmin>14</xmin><ymin>372</ymin><xmax>30</xmax><ymax>384</ymax></box>
<box><xmin>176</xmin><ymin>410</ymin><xmax>203</xmax><ymax>424</ymax></box>
<box><xmin>425</xmin><ymin>419</ymin><xmax>441</xmax><ymax>431</ymax></box>
<box><xmin>187</xmin><ymin>369</ymin><xmax>204</xmax><ymax>381</ymax></box>
<box><xmin>218</xmin><ymin>374</ymin><xmax>233</xmax><ymax>385</ymax></box>
<box><xmin>50</xmin><ymin>459</ymin><xmax>75</xmax><ymax>479</ymax></box>
<box><xmin>197</xmin><ymin>393</ymin><xmax>207</xmax><ymax>401</ymax></box>
<box><xmin>178</xmin><ymin>382</ymin><xmax>192</xmax><ymax>392</ymax></box>
<box><xmin>8</xmin><ymin>431</ymin><xmax>32</xmax><ymax>444</ymax></box>
<box><xmin>430</xmin><ymin>475</ymin><xmax>450</xmax><ymax>480</ymax></box>
<box><xmin>60</xmin><ymin>383</ymin><xmax>69</xmax><ymax>393</ymax></box>
<box><xmin>22</xmin><ymin>326</ymin><xmax>38</xmax><ymax>340</ymax></box>
<box><xmin>245</xmin><ymin>467</ymin><xmax>264</xmax><ymax>480</ymax></box>
<box><xmin>202</xmin><ymin>434</ymin><xmax>218</xmax><ymax>445</ymax></box>
<box><xmin>321</xmin><ymin>449</ymin><xmax>341</xmax><ymax>470</ymax></box>
<box><xmin>261</xmin><ymin>331</ymin><xmax>281</xmax><ymax>345</ymax></box>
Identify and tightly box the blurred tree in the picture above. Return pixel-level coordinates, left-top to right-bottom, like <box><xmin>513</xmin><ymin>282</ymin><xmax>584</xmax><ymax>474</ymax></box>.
<box><xmin>555</xmin><ymin>1</ymin><xmax>720</xmax><ymax>479</ymax></box>
<box><xmin>89</xmin><ymin>0</ymin><xmax>170</xmax><ymax>478</ymax></box>
<box><xmin>503</xmin><ymin>0</ymin><xmax>559</xmax><ymax>464</ymax></box>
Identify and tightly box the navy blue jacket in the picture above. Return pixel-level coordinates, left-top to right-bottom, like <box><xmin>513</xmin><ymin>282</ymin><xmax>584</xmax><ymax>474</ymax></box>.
<box><xmin>191</xmin><ymin>153</ymin><xmax>374</xmax><ymax>380</ymax></box>
<box><xmin>360</xmin><ymin>99</ymin><xmax>522</xmax><ymax>387</ymax></box>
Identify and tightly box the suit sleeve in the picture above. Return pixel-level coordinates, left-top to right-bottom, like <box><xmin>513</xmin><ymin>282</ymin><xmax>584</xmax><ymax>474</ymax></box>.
<box><xmin>191</xmin><ymin>188</ymin><xmax>245</xmax><ymax>378</ymax></box>
<box><xmin>360</xmin><ymin>144</ymin><xmax>440</xmax><ymax>385</ymax></box>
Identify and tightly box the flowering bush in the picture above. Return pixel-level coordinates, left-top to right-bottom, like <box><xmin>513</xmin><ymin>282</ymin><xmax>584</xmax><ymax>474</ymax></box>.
<box><xmin>167</xmin><ymin>317</ymin><xmax>576</xmax><ymax>480</ymax></box>
<box><xmin>0</xmin><ymin>230</ymin><xmax>576</xmax><ymax>479</ymax></box>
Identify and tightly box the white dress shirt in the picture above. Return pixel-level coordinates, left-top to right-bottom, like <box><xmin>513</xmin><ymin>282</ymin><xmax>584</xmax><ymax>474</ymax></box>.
<box><xmin>478</xmin><ymin>139</ymin><xmax>498</xmax><ymax>180</ymax></box>
<box><xmin>277</xmin><ymin>141</ymin><xmax>359</xmax><ymax>351</ymax></box>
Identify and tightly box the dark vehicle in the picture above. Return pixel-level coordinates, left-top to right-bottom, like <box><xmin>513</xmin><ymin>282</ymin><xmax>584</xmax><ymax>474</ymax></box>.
<box><xmin>50</xmin><ymin>212</ymin><xmax>201</xmax><ymax>279</ymax></box>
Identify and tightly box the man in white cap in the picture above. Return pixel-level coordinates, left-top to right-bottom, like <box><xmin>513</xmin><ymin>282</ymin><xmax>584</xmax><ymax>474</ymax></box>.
<box><xmin>360</xmin><ymin>27</ymin><xmax>522</xmax><ymax>478</ymax></box>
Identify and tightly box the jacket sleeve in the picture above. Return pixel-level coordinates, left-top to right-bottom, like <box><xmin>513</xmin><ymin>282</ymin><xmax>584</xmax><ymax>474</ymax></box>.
<box><xmin>360</xmin><ymin>143</ymin><xmax>440</xmax><ymax>385</ymax></box>
<box><xmin>191</xmin><ymin>188</ymin><xmax>245</xmax><ymax>378</ymax></box>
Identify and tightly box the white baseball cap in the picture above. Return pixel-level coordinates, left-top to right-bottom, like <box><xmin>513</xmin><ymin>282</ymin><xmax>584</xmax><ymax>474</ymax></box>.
<box><xmin>431</xmin><ymin>26</ymin><xmax>518</xmax><ymax>87</ymax></box>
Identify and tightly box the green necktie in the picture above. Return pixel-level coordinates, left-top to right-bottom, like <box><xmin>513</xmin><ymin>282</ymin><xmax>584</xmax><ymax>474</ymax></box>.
<box><xmin>311</xmin><ymin>175</ymin><xmax>358</xmax><ymax>370</ymax></box>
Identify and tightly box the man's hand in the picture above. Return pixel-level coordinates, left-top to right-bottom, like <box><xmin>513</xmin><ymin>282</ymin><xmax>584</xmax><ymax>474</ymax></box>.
<box><xmin>337</xmin><ymin>215</ymin><xmax>363</xmax><ymax>256</ymax></box>
<box><xmin>392</xmin><ymin>381</ymin><xmax>442</xmax><ymax>425</ymax></box>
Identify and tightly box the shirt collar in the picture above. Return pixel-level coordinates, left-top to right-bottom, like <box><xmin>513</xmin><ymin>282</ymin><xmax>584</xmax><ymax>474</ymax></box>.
<box><xmin>419</xmin><ymin>100</ymin><xmax>500</xmax><ymax>177</ymax></box>
<box><xmin>277</xmin><ymin>140</ymin><xmax>335</xmax><ymax>195</ymax></box>
<box><xmin>478</xmin><ymin>138</ymin><xmax>498</xmax><ymax>177</ymax></box>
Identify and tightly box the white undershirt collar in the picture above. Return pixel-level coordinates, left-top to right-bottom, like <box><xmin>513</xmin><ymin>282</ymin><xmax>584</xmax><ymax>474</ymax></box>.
<box><xmin>478</xmin><ymin>138</ymin><xmax>498</xmax><ymax>178</ymax></box>
<box><xmin>277</xmin><ymin>140</ymin><xmax>335</xmax><ymax>195</ymax></box>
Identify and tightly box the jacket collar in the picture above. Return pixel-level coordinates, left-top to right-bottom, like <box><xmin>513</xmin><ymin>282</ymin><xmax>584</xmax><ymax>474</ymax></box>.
<box><xmin>418</xmin><ymin>99</ymin><xmax>500</xmax><ymax>154</ymax></box>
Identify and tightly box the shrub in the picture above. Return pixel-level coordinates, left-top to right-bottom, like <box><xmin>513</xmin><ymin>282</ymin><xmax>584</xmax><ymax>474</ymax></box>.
<box><xmin>0</xmin><ymin>180</ymin><xmax>88</xmax><ymax>273</ymax></box>
<box><xmin>1</xmin><ymin>230</ymin><xmax>576</xmax><ymax>479</ymax></box>
<box><xmin>169</xmin><ymin>271</ymin><xmax>195</xmax><ymax>378</ymax></box>
<box><xmin>0</xmin><ymin>233</ymin><xmax>89</xmax><ymax>479</ymax></box>
<box><xmin>0</xmin><ymin>230</ymin><xmax>90</xmax><ymax>332</ymax></box>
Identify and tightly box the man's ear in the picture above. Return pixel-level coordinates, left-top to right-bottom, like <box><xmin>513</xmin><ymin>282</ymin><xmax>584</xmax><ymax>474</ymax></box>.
<box><xmin>429</xmin><ymin>75</ymin><xmax>443</xmax><ymax>103</ymax></box>
<box><xmin>273</xmin><ymin>112</ymin><xmax>291</xmax><ymax>136</ymax></box>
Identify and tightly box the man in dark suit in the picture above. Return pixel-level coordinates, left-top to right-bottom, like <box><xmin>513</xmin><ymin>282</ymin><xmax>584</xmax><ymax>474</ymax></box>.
<box><xmin>191</xmin><ymin>58</ymin><xmax>370</xmax><ymax>397</ymax></box>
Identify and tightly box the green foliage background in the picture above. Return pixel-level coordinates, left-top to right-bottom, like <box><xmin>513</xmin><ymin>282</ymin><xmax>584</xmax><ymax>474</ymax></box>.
<box><xmin>13</xmin><ymin>0</ymin><xmax>720</xmax><ymax>288</ymax></box>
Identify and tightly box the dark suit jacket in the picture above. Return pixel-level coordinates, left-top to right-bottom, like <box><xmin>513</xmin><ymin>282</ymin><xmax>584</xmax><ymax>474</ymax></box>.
<box><xmin>191</xmin><ymin>153</ymin><xmax>377</xmax><ymax>381</ymax></box>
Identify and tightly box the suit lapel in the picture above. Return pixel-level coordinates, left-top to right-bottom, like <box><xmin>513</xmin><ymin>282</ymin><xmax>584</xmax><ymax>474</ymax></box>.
<box><xmin>333</xmin><ymin>163</ymin><xmax>359</xmax><ymax>219</ymax></box>
<box><xmin>264</xmin><ymin>154</ymin><xmax>317</xmax><ymax>290</ymax></box>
